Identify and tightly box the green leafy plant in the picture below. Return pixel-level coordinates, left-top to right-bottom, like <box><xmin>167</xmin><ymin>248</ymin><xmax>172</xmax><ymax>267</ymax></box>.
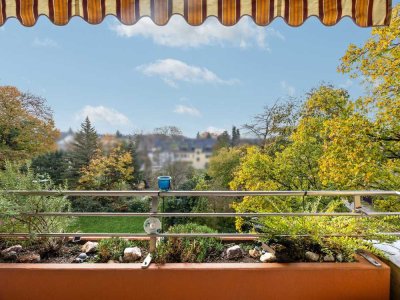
<box><xmin>155</xmin><ymin>223</ymin><xmax>223</xmax><ymax>263</ymax></box>
<box><xmin>0</xmin><ymin>161</ymin><xmax>72</xmax><ymax>251</ymax></box>
<box><xmin>97</xmin><ymin>237</ymin><xmax>131</xmax><ymax>262</ymax></box>
<box><xmin>250</xmin><ymin>197</ymin><xmax>399</xmax><ymax>261</ymax></box>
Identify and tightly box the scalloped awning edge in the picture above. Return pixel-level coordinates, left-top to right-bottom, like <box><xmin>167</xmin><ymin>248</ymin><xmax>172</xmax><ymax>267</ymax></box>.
<box><xmin>0</xmin><ymin>0</ymin><xmax>392</xmax><ymax>28</ymax></box>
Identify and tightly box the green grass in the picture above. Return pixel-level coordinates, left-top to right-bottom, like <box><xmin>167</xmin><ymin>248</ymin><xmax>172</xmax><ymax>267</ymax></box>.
<box><xmin>69</xmin><ymin>216</ymin><xmax>146</xmax><ymax>233</ymax></box>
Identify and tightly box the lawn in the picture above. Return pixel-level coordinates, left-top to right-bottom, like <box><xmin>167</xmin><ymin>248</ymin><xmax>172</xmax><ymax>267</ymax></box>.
<box><xmin>69</xmin><ymin>216</ymin><xmax>146</xmax><ymax>233</ymax></box>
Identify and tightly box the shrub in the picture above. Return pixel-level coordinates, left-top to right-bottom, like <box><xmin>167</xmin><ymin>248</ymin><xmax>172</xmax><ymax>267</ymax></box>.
<box><xmin>97</xmin><ymin>237</ymin><xmax>131</xmax><ymax>262</ymax></box>
<box><xmin>252</xmin><ymin>197</ymin><xmax>399</xmax><ymax>261</ymax></box>
<box><xmin>154</xmin><ymin>223</ymin><xmax>223</xmax><ymax>263</ymax></box>
<box><xmin>0</xmin><ymin>161</ymin><xmax>72</xmax><ymax>251</ymax></box>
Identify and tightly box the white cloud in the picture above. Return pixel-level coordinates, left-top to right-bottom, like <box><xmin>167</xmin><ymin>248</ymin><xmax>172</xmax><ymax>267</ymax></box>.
<box><xmin>280</xmin><ymin>81</ymin><xmax>296</xmax><ymax>96</ymax></box>
<box><xmin>173</xmin><ymin>104</ymin><xmax>201</xmax><ymax>117</ymax></box>
<box><xmin>206</xmin><ymin>126</ymin><xmax>226</xmax><ymax>135</ymax></box>
<box><xmin>111</xmin><ymin>16</ymin><xmax>284</xmax><ymax>50</ymax></box>
<box><xmin>32</xmin><ymin>37</ymin><xmax>59</xmax><ymax>48</ymax></box>
<box><xmin>136</xmin><ymin>59</ymin><xmax>239</xmax><ymax>87</ymax></box>
<box><xmin>75</xmin><ymin>105</ymin><xmax>133</xmax><ymax>133</ymax></box>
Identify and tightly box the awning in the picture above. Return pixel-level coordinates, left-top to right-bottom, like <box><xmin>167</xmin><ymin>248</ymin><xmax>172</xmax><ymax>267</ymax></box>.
<box><xmin>0</xmin><ymin>0</ymin><xmax>392</xmax><ymax>27</ymax></box>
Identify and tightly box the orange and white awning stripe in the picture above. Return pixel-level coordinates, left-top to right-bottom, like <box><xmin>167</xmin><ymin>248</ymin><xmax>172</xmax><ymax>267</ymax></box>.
<box><xmin>0</xmin><ymin>0</ymin><xmax>392</xmax><ymax>27</ymax></box>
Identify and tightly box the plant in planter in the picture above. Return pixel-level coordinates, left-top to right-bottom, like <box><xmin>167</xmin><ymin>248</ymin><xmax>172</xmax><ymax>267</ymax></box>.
<box><xmin>154</xmin><ymin>223</ymin><xmax>223</xmax><ymax>263</ymax></box>
<box><xmin>250</xmin><ymin>197</ymin><xmax>399</xmax><ymax>262</ymax></box>
<box><xmin>97</xmin><ymin>237</ymin><xmax>132</xmax><ymax>262</ymax></box>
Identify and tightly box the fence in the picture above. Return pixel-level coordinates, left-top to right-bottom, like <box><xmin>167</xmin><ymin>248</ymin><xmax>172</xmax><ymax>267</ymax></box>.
<box><xmin>1</xmin><ymin>190</ymin><xmax>400</xmax><ymax>266</ymax></box>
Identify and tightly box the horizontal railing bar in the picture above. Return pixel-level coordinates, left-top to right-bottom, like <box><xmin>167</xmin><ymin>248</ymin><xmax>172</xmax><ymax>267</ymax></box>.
<box><xmin>1</xmin><ymin>190</ymin><xmax>159</xmax><ymax>197</ymax></box>
<box><xmin>2</xmin><ymin>190</ymin><xmax>399</xmax><ymax>197</ymax></box>
<box><xmin>0</xmin><ymin>232</ymin><xmax>399</xmax><ymax>238</ymax></box>
<box><xmin>160</xmin><ymin>190</ymin><xmax>400</xmax><ymax>197</ymax></box>
<box><xmin>1</xmin><ymin>212</ymin><xmax>388</xmax><ymax>217</ymax></box>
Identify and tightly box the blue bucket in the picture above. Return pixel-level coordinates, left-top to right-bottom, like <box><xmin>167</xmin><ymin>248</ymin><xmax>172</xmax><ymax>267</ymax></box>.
<box><xmin>157</xmin><ymin>176</ymin><xmax>172</xmax><ymax>191</ymax></box>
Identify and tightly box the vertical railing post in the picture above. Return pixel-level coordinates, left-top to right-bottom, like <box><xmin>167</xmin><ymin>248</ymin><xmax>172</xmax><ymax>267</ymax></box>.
<box><xmin>149</xmin><ymin>195</ymin><xmax>159</xmax><ymax>253</ymax></box>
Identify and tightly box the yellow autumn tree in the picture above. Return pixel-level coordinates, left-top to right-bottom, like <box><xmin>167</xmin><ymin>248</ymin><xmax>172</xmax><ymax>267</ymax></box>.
<box><xmin>0</xmin><ymin>86</ymin><xmax>60</xmax><ymax>166</ymax></box>
<box><xmin>230</xmin><ymin>85</ymin><xmax>353</xmax><ymax>230</ymax></box>
<box><xmin>78</xmin><ymin>146</ymin><xmax>134</xmax><ymax>190</ymax></box>
<box><xmin>337</xmin><ymin>4</ymin><xmax>400</xmax><ymax>190</ymax></box>
<box><xmin>319</xmin><ymin>115</ymin><xmax>384</xmax><ymax>189</ymax></box>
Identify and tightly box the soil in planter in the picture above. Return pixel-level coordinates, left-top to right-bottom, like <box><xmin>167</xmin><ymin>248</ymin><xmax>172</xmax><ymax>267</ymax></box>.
<box><xmin>0</xmin><ymin>238</ymin><xmax>350</xmax><ymax>264</ymax></box>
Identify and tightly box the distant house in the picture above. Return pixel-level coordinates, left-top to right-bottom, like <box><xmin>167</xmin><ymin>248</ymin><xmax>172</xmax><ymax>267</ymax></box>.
<box><xmin>147</xmin><ymin>137</ymin><xmax>216</xmax><ymax>170</ymax></box>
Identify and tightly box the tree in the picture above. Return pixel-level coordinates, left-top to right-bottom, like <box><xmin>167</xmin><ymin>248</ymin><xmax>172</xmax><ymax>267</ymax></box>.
<box><xmin>231</xmin><ymin>126</ymin><xmax>240</xmax><ymax>146</ymax></box>
<box><xmin>208</xmin><ymin>147</ymin><xmax>244</xmax><ymax>189</ymax></box>
<box><xmin>214</xmin><ymin>131</ymin><xmax>231</xmax><ymax>151</ymax></box>
<box><xmin>231</xmin><ymin>85</ymin><xmax>355</xmax><ymax>230</ymax></box>
<box><xmin>67</xmin><ymin>117</ymin><xmax>99</xmax><ymax>186</ymax></box>
<box><xmin>31</xmin><ymin>151</ymin><xmax>69</xmax><ymax>185</ymax></box>
<box><xmin>154</xmin><ymin>126</ymin><xmax>182</xmax><ymax>137</ymax></box>
<box><xmin>338</xmin><ymin>4</ymin><xmax>400</xmax><ymax>161</ymax></box>
<box><xmin>155</xmin><ymin>161</ymin><xmax>194</xmax><ymax>189</ymax></box>
<box><xmin>337</xmin><ymin>4</ymin><xmax>400</xmax><ymax>192</ymax></box>
<box><xmin>121</xmin><ymin>135</ymin><xmax>143</xmax><ymax>187</ymax></box>
<box><xmin>78</xmin><ymin>146</ymin><xmax>133</xmax><ymax>190</ymax></box>
<box><xmin>243</xmin><ymin>98</ymin><xmax>299</xmax><ymax>152</ymax></box>
<box><xmin>0</xmin><ymin>86</ymin><xmax>60</xmax><ymax>166</ymax></box>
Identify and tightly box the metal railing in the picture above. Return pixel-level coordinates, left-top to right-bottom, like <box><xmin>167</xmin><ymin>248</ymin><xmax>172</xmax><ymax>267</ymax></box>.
<box><xmin>1</xmin><ymin>190</ymin><xmax>400</xmax><ymax>263</ymax></box>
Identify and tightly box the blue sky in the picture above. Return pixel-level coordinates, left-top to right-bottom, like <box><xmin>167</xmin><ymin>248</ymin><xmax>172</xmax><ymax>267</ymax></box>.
<box><xmin>1</xmin><ymin>3</ymin><xmax>398</xmax><ymax>137</ymax></box>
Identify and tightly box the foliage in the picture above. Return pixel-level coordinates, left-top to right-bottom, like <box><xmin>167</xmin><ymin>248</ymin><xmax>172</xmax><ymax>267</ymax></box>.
<box><xmin>214</xmin><ymin>130</ymin><xmax>231</xmax><ymax>151</ymax></box>
<box><xmin>121</xmin><ymin>136</ymin><xmax>144</xmax><ymax>187</ymax></box>
<box><xmin>230</xmin><ymin>85</ymin><xmax>392</xmax><ymax>226</ymax></box>
<box><xmin>153</xmin><ymin>161</ymin><xmax>195</xmax><ymax>189</ymax></box>
<box><xmin>78</xmin><ymin>146</ymin><xmax>133</xmax><ymax>190</ymax></box>
<box><xmin>154</xmin><ymin>126</ymin><xmax>183</xmax><ymax>137</ymax></box>
<box><xmin>208</xmin><ymin>147</ymin><xmax>244</xmax><ymax>189</ymax></box>
<box><xmin>0</xmin><ymin>86</ymin><xmax>60</xmax><ymax>166</ymax></box>
<box><xmin>319</xmin><ymin>115</ymin><xmax>385</xmax><ymax>189</ymax></box>
<box><xmin>31</xmin><ymin>151</ymin><xmax>69</xmax><ymax>185</ymax></box>
<box><xmin>231</xmin><ymin>126</ymin><xmax>241</xmax><ymax>146</ymax></box>
<box><xmin>97</xmin><ymin>237</ymin><xmax>131</xmax><ymax>262</ymax></box>
<box><xmin>255</xmin><ymin>197</ymin><xmax>397</xmax><ymax>261</ymax></box>
<box><xmin>67</xmin><ymin>117</ymin><xmax>99</xmax><ymax>187</ymax></box>
<box><xmin>243</xmin><ymin>98</ymin><xmax>299</xmax><ymax>151</ymax></box>
<box><xmin>0</xmin><ymin>162</ymin><xmax>72</xmax><ymax>249</ymax></box>
<box><xmin>154</xmin><ymin>223</ymin><xmax>223</xmax><ymax>263</ymax></box>
<box><xmin>338</xmin><ymin>4</ymin><xmax>400</xmax><ymax>192</ymax></box>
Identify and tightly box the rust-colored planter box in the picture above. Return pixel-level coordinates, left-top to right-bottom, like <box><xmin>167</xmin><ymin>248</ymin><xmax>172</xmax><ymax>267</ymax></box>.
<box><xmin>0</xmin><ymin>255</ymin><xmax>389</xmax><ymax>300</ymax></box>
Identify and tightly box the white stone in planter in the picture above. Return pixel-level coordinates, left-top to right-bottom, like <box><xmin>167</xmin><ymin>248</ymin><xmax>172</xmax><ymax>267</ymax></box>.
<box><xmin>226</xmin><ymin>245</ymin><xmax>243</xmax><ymax>260</ymax></box>
<box><xmin>336</xmin><ymin>253</ymin><xmax>343</xmax><ymax>262</ymax></box>
<box><xmin>123</xmin><ymin>247</ymin><xmax>141</xmax><ymax>262</ymax></box>
<box><xmin>82</xmin><ymin>242</ymin><xmax>98</xmax><ymax>254</ymax></box>
<box><xmin>1</xmin><ymin>245</ymin><xmax>23</xmax><ymax>256</ymax></box>
<box><xmin>323</xmin><ymin>254</ymin><xmax>335</xmax><ymax>262</ymax></box>
<box><xmin>260</xmin><ymin>252</ymin><xmax>276</xmax><ymax>263</ymax></box>
<box><xmin>305</xmin><ymin>251</ymin><xmax>320</xmax><ymax>262</ymax></box>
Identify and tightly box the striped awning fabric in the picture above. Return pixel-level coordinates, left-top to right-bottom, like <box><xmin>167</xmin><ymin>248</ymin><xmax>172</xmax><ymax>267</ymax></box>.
<box><xmin>0</xmin><ymin>0</ymin><xmax>392</xmax><ymax>27</ymax></box>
